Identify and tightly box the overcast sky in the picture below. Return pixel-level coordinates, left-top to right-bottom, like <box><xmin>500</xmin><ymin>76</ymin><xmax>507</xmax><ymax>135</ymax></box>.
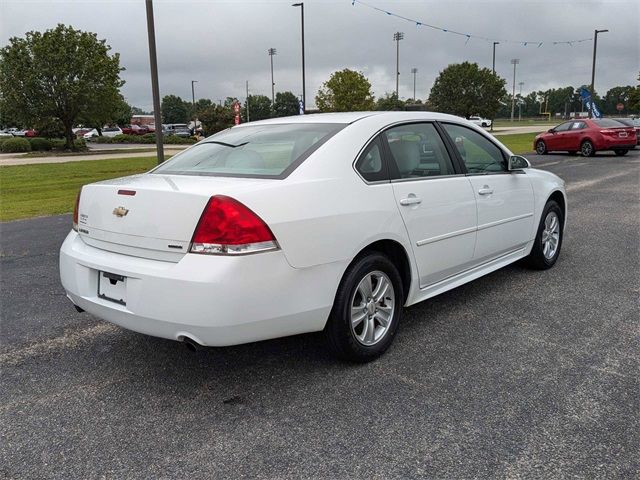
<box><xmin>1</xmin><ymin>0</ymin><xmax>638</xmax><ymax>110</ymax></box>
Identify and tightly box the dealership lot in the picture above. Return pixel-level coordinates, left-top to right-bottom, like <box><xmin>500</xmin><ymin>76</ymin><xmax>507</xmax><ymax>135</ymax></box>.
<box><xmin>1</xmin><ymin>151</ymin><xmax>639</xmax><ymax>478</ymax></box>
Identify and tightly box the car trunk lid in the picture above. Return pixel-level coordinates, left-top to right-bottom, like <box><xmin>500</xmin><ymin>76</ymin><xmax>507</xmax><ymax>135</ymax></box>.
<box><xmin>77</xmin><ymin>173</ymin><xmax>275</xmax><ymax>262</ymax></box>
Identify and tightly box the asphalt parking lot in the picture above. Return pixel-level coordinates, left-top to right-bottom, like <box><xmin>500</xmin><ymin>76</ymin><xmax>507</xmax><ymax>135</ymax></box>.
<box><xmin>1</xmin><ymin>150</ymin><xmax>639</xmax><ymax>479</ymax></box>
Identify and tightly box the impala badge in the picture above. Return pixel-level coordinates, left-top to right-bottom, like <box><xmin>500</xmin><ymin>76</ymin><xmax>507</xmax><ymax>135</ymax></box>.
<box><xmin>113</xmin><ymin>206</ymin><xmax>129</xmax><ymax>217</ymax></box>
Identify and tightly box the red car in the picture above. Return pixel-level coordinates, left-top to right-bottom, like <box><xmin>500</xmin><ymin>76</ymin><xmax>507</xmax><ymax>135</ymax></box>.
<box><xmin>121</xmin><ymin>124</ymin><xmax>149</xmax><ymax>135</ymax></box>
<box><xmin>534</xmin><ymin>118</ymin><xmax>637</xmax><ymax>157</ymax></box>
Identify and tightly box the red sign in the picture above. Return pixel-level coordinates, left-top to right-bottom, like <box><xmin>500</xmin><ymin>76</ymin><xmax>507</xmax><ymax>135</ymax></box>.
<box><xmin>616</xmin><ymin>103</ymin><xmax>624</xmax><ymax>112</ymax></box>
<box><xmin>233</xmin><ymin>101</ymin><xmax>241</xmax><ymax>125</ymax></box>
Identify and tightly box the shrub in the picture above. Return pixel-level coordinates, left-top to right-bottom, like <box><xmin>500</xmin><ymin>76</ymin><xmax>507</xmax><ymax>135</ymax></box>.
<box><xmin>50</xmin><ymin>139</ymin><xmax>67</xmax><ymax>150</ymax></box>
<box><xmin>1</xmin><ymin>137</ymin><xmax>32</xmax><ymax>153</ymax></box>
<box><xmin>28</xmin><ymin>137</ymin><xmax>52</xmax><ymax>151</ymax></box>
<box><xmin>163</xmin><ymin>135</ymin><xmax>196</xmax><ymax>144</ymax></box>
<box><xmin>74</xmin><ymin>138</ymin><xmax>87</xmax><ymax>150</ymax></box>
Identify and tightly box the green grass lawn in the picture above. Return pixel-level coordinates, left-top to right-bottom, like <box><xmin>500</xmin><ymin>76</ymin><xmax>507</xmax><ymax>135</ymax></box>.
<box><xmin>494</xmin><ymin>133</ymin><xmax>538</xmax><ymax>154</ymax></box>
<box><xmin>0</xmin><ymin>156</ymin><xmax>164</xmax><ymax>222</ymax></box>
<box><xmin>493</xmin><ymin>118</ymin><xmax>557</xmax><ymax>127</ymax></box>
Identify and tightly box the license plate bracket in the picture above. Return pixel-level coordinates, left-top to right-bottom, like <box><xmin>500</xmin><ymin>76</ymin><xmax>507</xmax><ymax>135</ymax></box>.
<box><xmin>98</xmin><ymin>271</ymin><xmax>127</xmax><ymax>305</ymax></box>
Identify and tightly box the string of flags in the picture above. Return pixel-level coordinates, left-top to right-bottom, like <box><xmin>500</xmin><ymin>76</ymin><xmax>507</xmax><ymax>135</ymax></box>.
<box><xmin>350</xmin><ymin>0</ymin><xmax>593</xmax><ymax>47</ymax></box>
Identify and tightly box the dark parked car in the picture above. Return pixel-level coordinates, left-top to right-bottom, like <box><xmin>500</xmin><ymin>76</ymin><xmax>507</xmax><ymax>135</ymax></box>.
<box><xmin>534</xmin><ymin>118</ymin><xmax>637</xmax><ymax>156</ymax></box>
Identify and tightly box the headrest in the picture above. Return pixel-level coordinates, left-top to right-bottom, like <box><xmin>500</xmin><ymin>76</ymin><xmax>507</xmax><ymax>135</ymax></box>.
<box><xmin>225</xmin><ymin>149</ymin><xmax>265</xmax><ymax>169</ymax></box>
<box><xmin>389</xmin><ymin>140</ymin><xmax>419</xmax><ymax>175</ymax></box>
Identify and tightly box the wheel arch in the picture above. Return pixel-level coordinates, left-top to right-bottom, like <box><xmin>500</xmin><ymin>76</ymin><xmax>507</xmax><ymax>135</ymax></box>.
<box><xmin>548</xmin><ymin>189</ymin><xmax>567</xmax><ymax>228</ymax></box>
<box><xmin>352</xmin><ymin>239</ymin><xmax>413</xmax><ymax>304</ymax></box>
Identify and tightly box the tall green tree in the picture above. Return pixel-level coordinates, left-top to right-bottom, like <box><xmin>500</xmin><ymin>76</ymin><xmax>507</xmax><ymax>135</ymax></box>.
<box><xmin>0</xmin><ymin>24</ymin><xmax>124</xmax><ymax>149</ymax></box>
<box><xmin>375</xmin><ymin>92</ymin><xmax>405</xmax><ymax>111</ymax></box>
<box><xmin>161</xmin><ymin>95</ymin><xmax>189</xmax><ymax>124</ymax></box>
<box><xmin>273</xmin><ymin>91</ymin><xmax>300</xmax><ymax>117</ymax></box>
<box><xmin>428</xmin><ymin>62</ymin><xmax>506</xmax><ymax>119</ymax></box>
<box><xmin>78</xmin><ymin>93</ymin><xmax>131</xmax><ymax>133</ymax></box>
<box><xmin>244</xmin><ymin>94</ymin><xmax>272</xmax><ymax>121</ymax></box>
<box><xmin>602</xmin><ymin>85</ymin><xmax>635</xmax><ymax>115</ymax></box>
<box><xmin>199</xmin><ymin>105</ymin><xmax>234</xmax><ymax>135</ymax></box>
<box><xmin>315</xmin><ymin>69</ymin><xmax>375</xmax><ymax>112</ymax></box>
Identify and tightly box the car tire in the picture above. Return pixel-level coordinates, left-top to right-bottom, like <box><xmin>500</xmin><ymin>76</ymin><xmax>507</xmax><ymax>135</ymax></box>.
<box><xmin>524</xmin><ymin>200</ymin><xmax>563</xmax><ymax>270</ymax></box>
<box><xmin>535</xmin><ymin>140</ymin><xmax>547</xmax><ymax>155</ymax></box>
<box><xmin>324</xmin><ymin>252</ymin><xmax>403</xmax><ymax>363</ymax></box>
<box><xmin>581</xmin><ymin>140</ymin><xmax>595</xmax><ymax>157</ymax></box>
<box><xmin>614</xmin><ymin>149</ymin><xmax>628</xmax><ymax>156</ymax></box>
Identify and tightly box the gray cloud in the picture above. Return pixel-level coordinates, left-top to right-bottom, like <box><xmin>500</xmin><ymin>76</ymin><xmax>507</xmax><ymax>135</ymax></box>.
<box><xmin>1</xmin><ymin>0</ymin><xmax>638</xmax><ymax>110</ymax></box>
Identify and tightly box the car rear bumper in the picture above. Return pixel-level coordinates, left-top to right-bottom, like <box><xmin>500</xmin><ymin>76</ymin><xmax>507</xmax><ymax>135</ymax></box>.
<box><xmin>599</xmin><ymin>139</ymin><xmax>636</xmax><ymax>150</ymax></box>
<box><xmin>60</xmin><ymin>231</ymin><xmax>342</xmax><ymax>346</ymax></box>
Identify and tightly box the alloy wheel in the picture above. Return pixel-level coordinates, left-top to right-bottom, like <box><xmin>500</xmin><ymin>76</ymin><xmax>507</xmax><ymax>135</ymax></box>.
<box><xmin>541</xmin><ymin>211</ymin><xmax>560</xmax><ymax>260</ymax></box>
<box><xmin>349</xmin><ymin>271</ymin><xmax>395</xmax><ymax>346</ymax></box>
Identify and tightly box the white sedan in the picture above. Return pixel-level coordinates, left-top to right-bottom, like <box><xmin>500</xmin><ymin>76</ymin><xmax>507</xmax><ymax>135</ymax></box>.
<box><xmin>468</xmin><ymin>116</ymin><xmax>492</xmax><ymax>128</ymax></box>
<box><xmin>60</xmin><ymin>112</ymin><xmax>566</xmax><ymax>362</ymax></box>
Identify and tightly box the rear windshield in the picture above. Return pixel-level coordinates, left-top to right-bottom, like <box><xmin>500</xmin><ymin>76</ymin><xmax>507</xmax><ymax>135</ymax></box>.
<box><xmin>593</xmin><ymin>119</ymin><xmax>627</xmax><ymax>128</ymax></box>
<box><xmin>152</xmin><ymin>123</ymin><xmax>344</xmax><ymax>178</ymax></box>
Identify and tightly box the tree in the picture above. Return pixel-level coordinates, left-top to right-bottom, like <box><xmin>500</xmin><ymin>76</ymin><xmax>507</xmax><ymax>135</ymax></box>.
<box><xmin>161</xmin><ymin>95</ymin><xmax>189</xmax><ymax>124</ymax></box>
<box><xmin>602</xmin><ymin>85</ymin><xmax>635</xmax><ymax>115</ymax></box>
<box><xmin>315</xmin><ymin>69</ymin><xmax>375</xmax><ymax>112</ymax></box>
<box><xmin>273</xmin><ymin>91</ymin><xmax>300</xmax><ymax>117</ymax></box>
<box><xmin>375</xmin><ymin>92</ymin><xmax>405</xmax><ymax>111</ymax></box>
<box><xmin>131</xmin><ymin>106</ymin><xmax>151</xmax><ymax>115</ymax></box>
<box><xmin>0</xmin><ymin>24</ymin><xmax>124</xmax><ymax>149</ymax></box>
<box><xmin>78</xmin><ymin>93</ymin><xmax>131</xmax><ymax>134</ymax></box>
<box><xmin>428</xmin><ymin>62</ymin><xmax>506</xmax><ymax>119</ymax></box>
<box><xmin>199</xmin><ymin>105</ymin><xmax>234</xmax><ymax>135</ymax></box>
<box><xmin>244</xmin><ymin>94</ymin><xmax>272</xmax><ymax>121</ymax></box>
<box><xmin>628</xmin><ymin>73</ymin><xmax>640</xmax><ymax>114</ymax></box>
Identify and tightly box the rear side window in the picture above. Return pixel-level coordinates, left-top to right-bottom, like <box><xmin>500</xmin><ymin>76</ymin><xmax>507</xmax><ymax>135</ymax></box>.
<box><xmin>441</xmin><ymin>123</ymin><xmax>506</xmax><ymax>174</ymax></box>
<box><xmin>571</xmin><ymin>122</ymin><xmax>586</xmax><ymax>130</ymax></box>
<box><xmin>355</xmin><ymin>137</ymin><xmax>387</xmax><ymax>182</ymax></box>
<box><xmin>593</xmin><ymin>119</ymin><xmax>627</xmax><ymax>128</ymax></box>
<box><xmin>152</xmin><ymin>123</ymin><xmax>344</xmax><ymax>179</ymax></box>
<box><xmin>383</xmin><ymin>123</ymin><xmax>455</xmax><ymax>179</ymax></box>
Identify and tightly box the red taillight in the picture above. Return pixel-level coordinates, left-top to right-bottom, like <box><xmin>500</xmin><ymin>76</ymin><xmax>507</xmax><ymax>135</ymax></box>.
<box><xmin>72</xmin><ymin>190</ymin><xmax>81</xmax><ymax>231</ymax></box>
<box><xmin>190</xmin><ymin>195</ymin><xmax>278</xmax><ymax>255</ymax></box>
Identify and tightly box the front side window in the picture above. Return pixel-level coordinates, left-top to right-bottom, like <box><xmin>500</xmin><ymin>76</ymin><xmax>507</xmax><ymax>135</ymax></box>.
<box><xmin>383</xmin><ymin>123</ymin><xmax>455</xmax><ymax>179</ymax></box>
<box><xmin>152</xmin><ymin>123</ymin><xmax>343</xmax><ymax>178</ymax></box>
<box><xmin>441</xmin><ymin>123</ymin><xmax>506</xmax><ymax>174</ymax></box>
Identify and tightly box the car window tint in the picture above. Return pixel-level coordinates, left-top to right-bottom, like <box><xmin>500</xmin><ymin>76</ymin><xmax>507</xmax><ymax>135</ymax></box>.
<box><xmin>383</xmin><ymin>123</ymin><xmax>455</xmax><ymax>179</ymax></box>
<box><xmin>570</xmin><ymin>122</ymin><xmax>585</xmax><ymax>130</ymax></box>
<box><xmin>441</xmin><ymin>123</ymin><xmax>506</xmax><ymax>174</ymax></box>
<box><xmin>152</xmin><ymin>123</ymin><xmax>343</xmax><ymax>178</ymax></box>
<box><xmin>554</xmin><ymin>122</ymin><xmax>572</xmax><ymax>132</ymax></box>
<box><xmin>355</xmin><ymin>138</ymin><xmax>387</xmax><ymax>182</ymax></box>
<box><xmin>593</xmin><ymin>119</ymin><xmax>626</xmax><ymax>128</ymax></box>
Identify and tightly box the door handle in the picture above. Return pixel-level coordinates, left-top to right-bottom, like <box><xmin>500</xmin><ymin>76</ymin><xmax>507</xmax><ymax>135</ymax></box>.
<box><xmin>399</xmin><ymin>195</ymin><xmax>422</xmax><ymax>206</ymax></box>
<box><xmin>478</xmin><ymin>186</ymin><xmax>494</xmax><ymax>195</ymax></box>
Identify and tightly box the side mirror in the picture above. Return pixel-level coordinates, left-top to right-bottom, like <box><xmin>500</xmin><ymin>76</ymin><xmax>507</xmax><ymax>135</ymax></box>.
<box><xmin>548</xmin><ymin>128</ymin><xmax>555</xmax><ymax>133</ymax></box>
<box><xmin>508</xmin><ymin>155</ymin><xmax>531</xmax><ymax>171</ymax></box>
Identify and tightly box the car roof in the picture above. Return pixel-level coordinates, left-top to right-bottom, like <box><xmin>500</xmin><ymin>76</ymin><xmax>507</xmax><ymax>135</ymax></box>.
<box><xmin>239</xmin><ymin>111</ymin><xmax>467</xmax><ymax>127</ymax></box>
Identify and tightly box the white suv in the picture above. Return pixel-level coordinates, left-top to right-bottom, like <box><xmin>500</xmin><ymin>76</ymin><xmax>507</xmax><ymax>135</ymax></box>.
<box><xmin>468</xmin><ymin>116</ymin><xmax>492</xmax><ymax>127</ymax></box>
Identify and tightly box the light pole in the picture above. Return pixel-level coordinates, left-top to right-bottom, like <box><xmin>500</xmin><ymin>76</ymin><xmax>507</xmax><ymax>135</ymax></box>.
<box><xmin>393</xmin><ymin>32</ymin><xmax>404</xmax><ymax>97</ymax></box>
<box><xmin>411</xmin><ymin>68</ymin><xmax>418</xmax><ymax>101</ymax></box>
<box><xmin>492</xmin><ymin>42</ymin><xmax>499</xmax><ymax>75</ymax></box>
<box><xmin>268</xmin><ymin>48</ymin><xmax>277</xmax><ymax>106</ymax></box>
<box><xmin>191</xmin><ymin>80</ymin><xmax>197</xmax><ymax>134</ymax></box>
<box><xmin>292</xmin><ymin>3</ymin><xmax>305</xmax><ymax>113</ymax></box>
<box><xmin>589</xmin><ymin>29</ymin><xmax>608</xmax><ymax>118</ymax></box>
<box><xmin>518</xmin><ymin>81</ymin><xmax>524</xmax><ymax>121</ymax></box>
<box><xmin>510</xmin><ymin>58</ymin><xmax>519</xmax><ymax>122</ymax></box>
<box><xmin>246</xmin><ymin>80</ymin><xmax>250</xmax><ymax>122</ymax></box>
<box><xmin>145</xmin><ymin>0</ymin><xmax>163</xmax><ymax>164</ymax></box>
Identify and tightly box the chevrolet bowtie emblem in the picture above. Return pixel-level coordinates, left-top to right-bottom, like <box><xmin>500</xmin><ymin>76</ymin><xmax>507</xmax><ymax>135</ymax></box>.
<box><xmin>112</xmin><ymin>206</ymin><xmax>129</xmax><ymax>217</ymax></box>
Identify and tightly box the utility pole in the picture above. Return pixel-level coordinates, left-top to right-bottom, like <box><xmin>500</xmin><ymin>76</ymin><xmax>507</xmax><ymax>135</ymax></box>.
<box><xmin>510</xmin><ymin>58</ymin><xmax>519</xmax><ymax>122</ymax></box>
<box><xmin>268</xmin><ymin>48</ymin><xmax>277</xmax><ymax>106</ymax></box>
<box><xmin>518</xmin><ymin>81</ymin><xmax>524</xmax><ymax>121</ymax></box>
<box><xmin>492</xmin><ymin>42</ymin><xmax>499</xmax><ymax>75</ymax></box>
<box><xmin>589</xmin><ymin>29</ymin><xmax>608</xmax><ymax>118</ymax></box>
<box><xmin>145</xmin><ymin>0</ymin><xmax>163</xmax><ymax>164</ymax></box>
<box><xmin>292</xmin><ymin>3</ymin><xmax>305</xmax><ymax>112</ymax></box>
<box><xmin>246</xmin><ymin>80</ymin><xmax>250</xmax><ymax>122</ymax></box>
<box><xmin>191</xmin><ymin>80</ymin><xmax>197</xmax><ymax>134</ymax></box>
<box><xmin>411</xmin><ymin>68</ymin><xmax>418</xmax><ymax>101</ymax></box>
<box><xmin>393</xmin><ymin>32</ymin><xmax>404</xmax><ymax>97</ymax></box>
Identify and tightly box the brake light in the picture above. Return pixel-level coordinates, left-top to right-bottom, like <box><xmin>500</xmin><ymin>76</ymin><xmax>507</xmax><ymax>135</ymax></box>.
<box><xmin>72</xmin><ymin>190</ymin><xmax>81</xmax><ymax>231</ymax></box>
<box><xmin>190</xmin><ymin>195</ymin><xmax>278</xmax><ymax>255</ymax></box>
